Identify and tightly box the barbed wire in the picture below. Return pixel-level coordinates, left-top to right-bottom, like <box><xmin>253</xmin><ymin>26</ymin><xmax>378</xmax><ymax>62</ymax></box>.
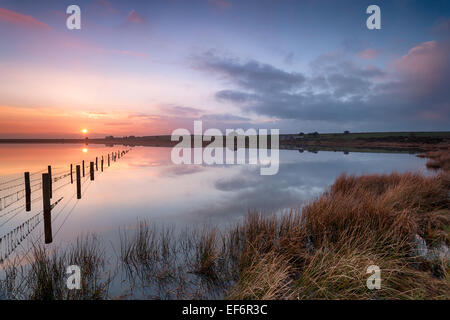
<box><xmin>0</xmin><ymin>148</ymin><xmax>131</xmax><ymax>262</ymax></box>
<box><xmin>0</xmin><ymin>148</ymin><xmax>132</xmax><ymax>297</ymax></box>
<box><xmin>0</xmin><ymin>168</ymin><xmax>48</xmax><ymax>186</ymax></box>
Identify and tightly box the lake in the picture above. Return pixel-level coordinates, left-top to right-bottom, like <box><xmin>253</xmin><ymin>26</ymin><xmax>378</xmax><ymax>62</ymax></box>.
<box><xmin>0</xmin><ymin>143</ymin><xmax>431</xmax><ymax>298</ymax></box>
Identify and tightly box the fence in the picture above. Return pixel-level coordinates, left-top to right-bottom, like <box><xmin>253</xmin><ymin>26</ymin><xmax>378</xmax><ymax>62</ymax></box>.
<box><xmin>0</xmin><ymin>149</ymin><xmax>131</xmax><ymax>264</ymax></box>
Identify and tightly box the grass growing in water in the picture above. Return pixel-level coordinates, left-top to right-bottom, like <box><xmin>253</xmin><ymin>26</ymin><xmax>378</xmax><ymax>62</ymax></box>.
<box><xmin>0</xmin><ymin>235</ymin><xmax>112</xmax><ymax>300</ymax></box>
<box><xmin>1</xmin><ymin>169</ymin><xmax>449</xmax><ymax>300</ymax></box>
<box><xmin>118</xmin><ymin>170</ymin><xmax>449</xmax><ymax>299</ymax></box>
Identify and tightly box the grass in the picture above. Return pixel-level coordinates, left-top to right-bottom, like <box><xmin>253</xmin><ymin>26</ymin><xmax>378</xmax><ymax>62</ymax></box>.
<box><xmin>116</xmin><ymin>169</ymin><xmax>449</xmax><ymax>300</ymax></box>
<box><xmin>119</xmin><ymin>222</ymin><xmax>229</xmax><ymax>299</ymax></box>
<box><xmin>422</xmin><ymin>150</ymin><xmax>450</xmax><ymax>171</ymax></box>
<box><xmin>0</xmin><ymin>235</ymin><xmax>112</xmax><ymax>300</ymax></box>
<box><xmin>1</xmin><ymin>153</ymin><xmax>449</xmax><ymax>300</ymax></box>
<box><xmin>222</xmin><ymin>170</ymin><xmax>449</xmax><ymax>299</ymax></box>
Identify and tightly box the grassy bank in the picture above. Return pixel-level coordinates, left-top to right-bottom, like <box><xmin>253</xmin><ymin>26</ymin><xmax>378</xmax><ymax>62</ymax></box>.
<box><xmin>417</xmin><ymin>150</ymin><xmax>450</xmax><ymax>171</ymax></box>
<box><xmin>226</xmin><ymin>171</ymin><xmax>449</xmax><ymax>299</ymax></box>
<box><xmin>1</xmin><ymin>153</ymin><xmax>449</xmax><ymax>300</ymax></box>
<box><xmin>227</xmin><ymin>149</ymin><xmax>449</xmax><ymax>299</ymax></box>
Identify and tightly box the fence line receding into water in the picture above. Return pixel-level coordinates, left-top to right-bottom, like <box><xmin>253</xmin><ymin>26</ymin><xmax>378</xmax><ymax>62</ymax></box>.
<box><xmin>0</xmin><ymin>149</ymin><xmax>132</xmax><ymax>264</ymax></box>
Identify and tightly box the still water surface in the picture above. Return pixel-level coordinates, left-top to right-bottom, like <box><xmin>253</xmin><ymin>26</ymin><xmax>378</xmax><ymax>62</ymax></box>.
<box><xmin>0</xmin><ymin>144</ymin><xmax>430</xmax><ymax>296</ymax></box>
<box><xmin>0</xmin><ymin>144</ymin><xmax>431</xmax><ymax>241</ymax></box>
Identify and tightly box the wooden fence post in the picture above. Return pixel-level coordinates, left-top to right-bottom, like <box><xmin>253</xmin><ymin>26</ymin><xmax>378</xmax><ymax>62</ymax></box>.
<box><xmin>42</xmin><ymin>173</ymin><xmax>52</xmax><ymax>244</ymax></box>
<box><xmin>47</xmin><ymin>165</ymin><xmax>52</xmax><ymax>199</ymax></box>
<box><xmin>82</xmin><ymin>160</ymin><xmax>85</xmax><ymax>177</ymax></box>
<box><xmin>96</xmin><ymin>157</ymin><xmax>98</xmax><ymax>171</ymax></box>
<box><xmin>108</xmin><ymin>154</ymin><xmax>110</xmax><ymax>167</ymax></box>
<box><xmin>70</xmin><ymin>164</ymin><xmax>73</xmax><ymax>184</ymax></box>
<box><xmin>90</xmin><ymin>162</ymin><xmax>94</xmax><ymax>181</ymax></box>
<box><xmin>24</xmin><ymin>172</ymin><xmax>31</xmax><ymax>212</ymax></box>
<box><xmin>76</xmin><ymin>165</ymin><xmax>81</xmax><ymax>199</ymax></box>
<box><xmin>101</xmin><ymin>157</ymin><xmax>104</xmax><ymax>172</ymax></box>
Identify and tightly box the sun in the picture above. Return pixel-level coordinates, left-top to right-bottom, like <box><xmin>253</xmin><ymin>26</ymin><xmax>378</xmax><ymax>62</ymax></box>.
<box><xmin>82</xmin><ymin>148</ymin><xmax>88</xmax><ymax>153</ymax></box>
<box><xmin>81</xmin><ymin>129</ymin><xmax>88</xmax><ymax>134</ymax></box>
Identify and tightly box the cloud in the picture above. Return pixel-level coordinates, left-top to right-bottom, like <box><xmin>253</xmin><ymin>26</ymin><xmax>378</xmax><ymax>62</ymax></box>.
<box><xmin>153</xmin><ymin>103</ymin><xmax>253</xmax><ymax>127</ymax></box>
<box><xmin>201</xmin><ymin>113</ymin><xmax>250</xmax><ymax>122</ymax></box>
<box><xmin>163</xmin><ymin>165</ymin><xmax>205</xmax><ymax>177</ymax></box>
<box><xmin>194</xmin><ymin>51</ymin><xmax>305</xmax><ymax>92</ymax></box>
<box><xmin>393</xmin><ymin>41</ymin><xmax>447</xmax><ymax>79</ymax></box>
<box><xmin>389</xmin><ymin>40</ymin><xmax>450</xmax><ymax>122</ymax></box>
<box><xmin>160</xmin><ymin>105</ymin><xmax>203</xmax><ymax>117</ymax></box>
<box><xmin>194</xmin><ymin>42</ymin><xmax>450</xmax><ymax>130</ymax></box>
<box><xmin>0</xmin><ymin>7</ymin><xmax>50</xmax><ymax>30</ymax></box>
<box><xmin>357</xmin><ymin>48</ymin><xmax>380</xmax><ymax>60</ymax></box>
<box><xmin>391</xmin><ymin>40</ymin><xmax>450</xmax><ymax>98</ymax></box>
<box><xmin>215</xmin><ymin>90</ymin><xmax>256</xmax><ymax>103</ymax></box>
<box><xmin>189</xmin><ymin>150</ymin><xmax>427</xmax><ymax>221</ymax></box>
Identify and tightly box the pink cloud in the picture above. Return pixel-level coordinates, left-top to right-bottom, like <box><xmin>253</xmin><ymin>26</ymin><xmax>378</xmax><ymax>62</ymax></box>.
<box><xmin>391</xmin><ymin>40</ymin><xmax>450</xmax><ymax>101</ymax></box>
<box><xmin>126</xmin><ymin>9</ymin><xmax>146</xmax><ymax>24</ymax></box>
<box><xmin>0</xmin><ymin>7</ymin><xmax>50</xmax><ymax>30</ymax></box>
<box><xmin>357</xmin><ymin>48</ymin><xmax>380</xmax><ymax>59</ymax></box>
<box><xmin>393</xmin><ymin>41</ymin><xmax>447</xmax><ymax>77</ymax></box>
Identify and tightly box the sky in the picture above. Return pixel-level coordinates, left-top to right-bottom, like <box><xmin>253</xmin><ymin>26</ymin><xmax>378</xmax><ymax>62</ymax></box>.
<box><xmin>0</xmin><ymin>0</ymin><xmax>449</xmax><ymax>138</ymax></box>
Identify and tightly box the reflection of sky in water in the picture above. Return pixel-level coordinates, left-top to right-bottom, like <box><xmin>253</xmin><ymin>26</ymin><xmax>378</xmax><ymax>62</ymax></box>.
<box><xmin>51</xmin><ymin>146</ymin><xmax>429</xmax><ymax>243</ymax></box>
<box><xmin>0</xmin><ymin>144</ymin><xmax>431</xmax><ymax>296</ymax></box>
<box><xmin>0</xmin><ymin>144</ymin><xmax>430</xmax><ymax>247</ymax></box>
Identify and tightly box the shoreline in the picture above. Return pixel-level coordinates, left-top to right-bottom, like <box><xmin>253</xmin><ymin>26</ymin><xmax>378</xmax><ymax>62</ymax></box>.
<box><xmin>1</xmin><ymin>131</ymin><xmax>449</xmax><ymax>154</ymax></box>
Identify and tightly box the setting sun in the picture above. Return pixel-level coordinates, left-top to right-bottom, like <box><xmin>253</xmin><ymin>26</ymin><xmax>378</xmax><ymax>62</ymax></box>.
<box><xmin>81</xmin><ymin>129</ymin><xmax>88</xmax><ymax>134</ymax></box>
<box><xmin>82</xmin><ymin>148</ymin><xmax>88</xmax><ymax>153</ymax></box>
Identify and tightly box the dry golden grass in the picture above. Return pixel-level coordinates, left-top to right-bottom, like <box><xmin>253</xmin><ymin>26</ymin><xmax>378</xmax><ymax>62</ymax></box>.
<box><xmin>423</xmin><ymin>150</ymin><xmax>450</xmax><ymax>171</ymax></box>
<box><xmin>304</xmin><ymin>172</ymin><xmax>449</xmax><ymax>247</ymax></box>
<box><xmin>295</xmin><ymin>243</ymin><xmax>447</xmax><ymax>300</ymax></box>
<box><xmin>225</xmin><ymin>171</ymin><xmax>450</xmax><ymax>300</ymax></box>
<box><xmin>227</xmin><ymin>252</ymin><xmax>294</xmax><ymax>300</ymax></box>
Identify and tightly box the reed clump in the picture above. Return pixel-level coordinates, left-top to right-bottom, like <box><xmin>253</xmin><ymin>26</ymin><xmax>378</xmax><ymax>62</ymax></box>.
<box><xmin>223</xmin><ymin>171</ymin><xmax>449</xmax><ymax>299</ymax></box>
<box><xmin>0</xmin><ymin>235</ymin><xmax>111</xmax><ymax>300</ymax></box>
<box><xmin>422</xmin><ymin>150</ymin><xmax>450</xmax><ymax>171</ymax></box>
<box><xmin>118</xmin><ymin>170</ymin><xmax>449</xmax><ymax>299</ymax></box>
<box><xmin>119</xmin><ymin>222</ymin><xmax>180</xmax><ymax>286</ymax></box>
<box><xmin>119</xmin><ymin>222</ymin><xmax>230</xmax><ymax>299</ymax></box>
